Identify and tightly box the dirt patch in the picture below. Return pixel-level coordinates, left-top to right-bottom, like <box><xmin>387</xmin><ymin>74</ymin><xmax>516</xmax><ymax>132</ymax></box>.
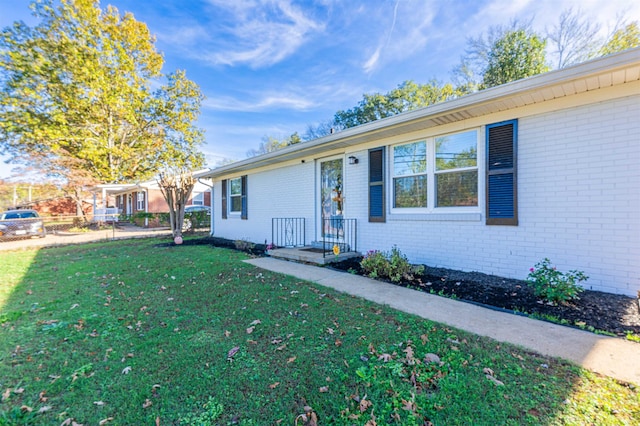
<box><xmin>330</xmin><ymin>257</ymin><xmax>640</xmax><ymax>337</ymax></box>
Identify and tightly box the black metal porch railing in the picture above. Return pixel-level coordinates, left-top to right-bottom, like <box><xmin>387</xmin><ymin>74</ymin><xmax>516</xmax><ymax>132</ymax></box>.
<box><xmin>322</xmin><ymin>217</ymin><xmax>357</xmax><ymax>257</ymax></box>
<box><xmin>272</xmin><ymin>217</ymin><xmax>306</xmax><ymax>247</ymax></box>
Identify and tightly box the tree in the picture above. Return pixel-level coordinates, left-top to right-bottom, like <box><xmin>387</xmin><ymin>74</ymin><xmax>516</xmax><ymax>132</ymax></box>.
<box><xmin>333</xmin><ymin>80</ymin><xmax>459</xmax><ymax>130</ymax></box>
<box><xmin>546</xmin><ymin>8</ymin><xmax>601</xmax><ymax>68</ymax></box>
<box><xmin>599</xmin><ymin>21</ymin><xmax>640</xmax><ymax>56</ymax></box>
<box><xmin>246</xmin><ymin>132</ymin><xmax>301</xmax><ymax>157</ymax></box>
<box><xmin>453</xmin><ymin>22</ymin><xmax>550</xmax><ymax>90</ymax></box>
<box><xmin>0</xmin><ymin>0</ymin><xmax>205</xmax><ymax>191</ymax></box>
<box><xmin>302</xmin><ymin>120</ymin><xmax>335</xmax><ymax>140</ymax></box>
<box><xmin>157</xmin><ymin>169</ymin><xmax>195</xmax><ymax>241</ymax></box>
<box><xmin>482</xmin><ymin>28</ymin><xmax>549</xmax><ymax>88</ymax></box>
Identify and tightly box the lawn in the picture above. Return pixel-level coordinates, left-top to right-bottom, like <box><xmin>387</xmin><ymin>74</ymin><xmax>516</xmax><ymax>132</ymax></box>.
<box><xmin>0</xmin><ymin>238</ymin><xmax>638</xmax><ymax>425</ymax></box>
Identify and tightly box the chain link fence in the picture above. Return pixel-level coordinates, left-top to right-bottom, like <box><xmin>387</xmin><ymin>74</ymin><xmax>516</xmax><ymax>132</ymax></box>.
<box><xmin>0</xmin><ymin>210</ymin><xmax>210</xmax><ymax>240</ymax></box>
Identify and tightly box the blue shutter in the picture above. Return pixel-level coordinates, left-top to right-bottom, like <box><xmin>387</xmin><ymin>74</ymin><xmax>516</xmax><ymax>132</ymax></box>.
<box><xmin>369</xmin><ymin>147</ymin><xmax>385</xmax><ymax>222</ymax></box>
<box><xmin>486</xmin><ymin>120</ymin><xmax>517</xmax><ymax>225</ymax></box>
<box><xmin>221</xmin><ymin>179</ymin><xmax>228</xmax><ymax>219</ymax></box>
<box><xmin>241</xmin><ymin>175</ymin><xmax>248</xmax><ymax>220</ymax></box>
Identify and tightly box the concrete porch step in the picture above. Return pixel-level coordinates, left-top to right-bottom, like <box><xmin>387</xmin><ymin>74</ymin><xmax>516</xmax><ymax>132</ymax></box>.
<box><xmin>267</xmin><ymin>246</ymin><xmax>361</xmax><ymax>265</ymax></box>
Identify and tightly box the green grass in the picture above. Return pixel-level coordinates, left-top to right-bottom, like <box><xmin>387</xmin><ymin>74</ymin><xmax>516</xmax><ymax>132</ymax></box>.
<box><xmin>0</xmin><ymin>238</ymin><xmax>638</xmax><ymax>425</ymax></box>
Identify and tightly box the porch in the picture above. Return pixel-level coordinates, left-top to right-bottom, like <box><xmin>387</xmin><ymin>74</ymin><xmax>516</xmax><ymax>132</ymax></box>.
<box><xmin>269</xmin><ymin>217</ymin><xmax>360</xmax><ymax>265</ymax></box>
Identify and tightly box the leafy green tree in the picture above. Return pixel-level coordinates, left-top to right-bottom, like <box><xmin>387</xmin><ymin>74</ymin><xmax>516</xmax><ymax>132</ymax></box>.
<box><xmin>482</xmin><ymin>28</ymin><xmax>550</xmax><ymax>88</ymax></box>
<box><xmin>0</xmin><ymin>0</ymin><xmax>205</xmax><ymax>189</ymax></box>
<box><xmin>333</xmin><ymin>80</ymin><xmax>459</xmax><ymax>130</ymax></box>
<box><xmin>454</xmin><ymin>22</ymin><xmax>550</xmax><ymax>90</ymax></box>
<box><xmin>599</xmin><ymin>21</ymin><xmax>640</xmax><ymax>56</ymax></box>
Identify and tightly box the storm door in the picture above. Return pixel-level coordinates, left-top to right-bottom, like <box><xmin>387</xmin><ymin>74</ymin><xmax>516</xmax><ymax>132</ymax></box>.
<box><xmin>319</xmin><ymin>158</ymin><xmax>343</xmax><ymax>239</ymax></box>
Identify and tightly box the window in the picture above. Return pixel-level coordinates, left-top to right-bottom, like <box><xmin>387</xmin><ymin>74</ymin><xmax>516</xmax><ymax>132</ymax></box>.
<box><xmin>393</xmin><ymin>141</ymin><xmax>427</xmax><ymax>208</ymax></box>
<box><xmin>391</xmin><ymin>130</ymin><xmax>478</xmax><ymax>210</ymax></box>
<box><xmin>486</xmin><ymin>120</ymin><xmax>517</xmax><ymax>225</ymax></box>
<box><xmin>229</xmin><ymin>178</ymin><xmax>242</xmax><ymax>213</ymax></box>
<box><xmin>191</xmin><ymin>192</ymin><xmax>204</xmax><ymax>206</ymax></box>
<box><xmin>435</xmin><ymin>131</ymin><xmax>478</xmax><ymax>207</ymax></box>
<box><xmin>136</xmin><ymin>192</ymin><xmax>145</xmax><ymax>211</ymax></box>
<box><xmin>221</xmin><ymin>176</ymin><xmax>247</xmax><ymax>220</ymax></box>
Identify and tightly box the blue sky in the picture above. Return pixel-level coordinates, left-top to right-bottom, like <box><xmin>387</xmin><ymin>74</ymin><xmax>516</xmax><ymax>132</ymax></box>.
<box><xmin>1</xmin><ymin>0</ymin><xmax>638</xmax><ymax>180</ymax></box>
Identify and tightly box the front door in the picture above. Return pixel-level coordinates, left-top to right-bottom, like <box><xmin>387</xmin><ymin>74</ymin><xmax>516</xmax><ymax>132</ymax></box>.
<box><xmin>319</xmin><ymin>157</ymin><xmax>343</xmax><ymax>239</ymax></box>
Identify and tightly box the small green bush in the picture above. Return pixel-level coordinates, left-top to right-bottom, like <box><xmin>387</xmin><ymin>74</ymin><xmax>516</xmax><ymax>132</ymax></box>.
<box><xmin>360</xmin><ymin>246</ymin><xmax>424</xmax><ymax>283</ymax></box>
<box><xmin>527</xmin><ymin>258</ymin><xmax>587</xmax><ymax>304</ymax></box>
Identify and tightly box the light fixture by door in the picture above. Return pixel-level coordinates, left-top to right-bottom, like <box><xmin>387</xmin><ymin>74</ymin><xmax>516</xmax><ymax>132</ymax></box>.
<box><xmin>348</xmin><ymin>156</ymin><xmax>359</xmax><ymax>165</ymax></box>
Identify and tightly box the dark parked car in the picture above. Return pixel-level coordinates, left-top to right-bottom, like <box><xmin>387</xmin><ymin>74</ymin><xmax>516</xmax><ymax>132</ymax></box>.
<box><xmin>0</xmin><ymin>209</ymin><xmax>47</xmax><ymax>240</ymax></box>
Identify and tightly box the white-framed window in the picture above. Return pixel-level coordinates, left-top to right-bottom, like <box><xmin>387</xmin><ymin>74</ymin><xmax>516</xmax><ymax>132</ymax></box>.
<box><xmin>393</xmin><ymin>140</ymin><xmax>427</xmax><ymax>208</ymax></box>
<box><xmin>391</xmin><ymin>129</ymin><xmax>478</xmax><ymax>211</ymax></box>
<box><xmin>136</xmin><ymin>191</ymin><xmax>145</xmax><ymax>211</ymax></box>
<box><xmin>191</xmin><ymin>192</ymin><xmax>204</xmax><ymax>205</ymax></box>
<box><xmin>434</xmin><ymin>130</ymin><xmax>478</xmax><ymax>207</ymax></box>
<box><xmin>229</xmin><ymin>177</ymin><xmax>242</xmax><ymax>214</ymax></box>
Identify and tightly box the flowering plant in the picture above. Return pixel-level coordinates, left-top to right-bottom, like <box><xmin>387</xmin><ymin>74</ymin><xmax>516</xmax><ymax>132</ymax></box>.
<box><xmin>526</xmin><ymin>258</ymin><xmax>588</xmax><ymax>304</ymax></box>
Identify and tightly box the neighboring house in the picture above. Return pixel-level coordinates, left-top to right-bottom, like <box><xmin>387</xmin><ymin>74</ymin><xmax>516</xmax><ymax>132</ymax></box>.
<box><xmin>198</xmin><ymin>48</ymin><xmax>640</xmax><ymax>296</ymax></box>
<box><xmin>15</xmin><ymin>196</ymin><xmax>93</xmax><ymax>216</ymax></box>
<box><xmin>92</xmin><ymin>173</ymin><xmax>212</xmax><ymax>226</ymax></box>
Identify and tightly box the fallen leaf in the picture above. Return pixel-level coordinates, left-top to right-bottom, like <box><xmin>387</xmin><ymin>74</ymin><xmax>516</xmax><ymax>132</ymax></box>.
<box><xmin>287</xmin><ymin>356</ymin><xmax>297</xmax><ymax>364</ymax></box>
<box><xmin>70</xmin><ymin>304</ymin><xmax>79</xmax><ymax>310</ymax></box>
<box><xmin>359</xmin><ymin>397</ymin><xmax>372</xmax><ymax>413</ymax></box>
<box><xmin>246</xmin><ymin>326</ymin><xmax>255</xmax><ymax>334</ymax></box>
<box><xmin>423</xmin><ymin>353</ymin><xmax>441</xmax><ymax>364</ymax></box>
<box><xmin>224</xmin><ymin>330</ymin><xmax>231</xmax><ymax>337</ymax></box>
<box><xmin>39</xmin><ymin>391</ymin><xmax>47</xmax><ymax>402</ymax></box>
<box><xmin>21</xmin><ymin>405</ymin><xmax>33</xmax><ymax>413</ymax></box>
<box><xmin>94</xmin><ymin>401</ymin><xmax>105</xmax><ymax>406</ymax></box>
<box><xmin>486</xmin><ymin>374</ymin><xmax>504</xmax><ymax>386</ymax></box>
<box><xmin>38</xmin><ymin>405</ymin><xmax>52</xmax><ymax>413</ymax></box>
<box><xmin>227</xmin><ymin>346</ymin><xmax>240</xmax><ymax>359</ymax></box>
<box><xmin>249</xmin><ymin>319</ymin><xmax>261</xmax><ymax>326</ymax></box>
<box><xmin>378</xmin><ymin>353</ymin><xmax>393</xmax><ymax>362</ymax></box>
<box><xmin>401</xmin><ymin>399</ymin><xmax>416</xmax><ymax>412</ymax></box>
<box><xmin>143</xmin><ymin>399</ymin><xmax>152</xmax><ymax>408</ymax></box>
<box><xmin>319</xmin><ymin>386</ymin><xmax>329</xmax><ymax>393</ymax></box>
<box><xmin>2</xmin><ymin>389</ymin><xmax>10</xmax><ymax>401</ymax></box>
<box><xmin>420</xmin><ymin>334</ymin><xmax>429</xmax><ymax>344</ymax></box>
<box><xmin>13</xmin><ymin>388</ymin><xmax>25</xmax><ymax>394</ymax></box>
<box><xmin>99</xmin><ymin>418</ymin><xmax>114</xmax><ymax>425</ymax></box>
<box><xmin>122</xmin><ymin>366</ymin><xmax>132</xmax><ymax>374</ymax></box>
<box><xmin>269</xmin><ymin>382</ymin><xmax>280</xmax><ymax>389</ymax></box>
<box><xmin>327</xmin><ymin>327</ymin><xmax>335</xmax><ymax>335</ymax></box>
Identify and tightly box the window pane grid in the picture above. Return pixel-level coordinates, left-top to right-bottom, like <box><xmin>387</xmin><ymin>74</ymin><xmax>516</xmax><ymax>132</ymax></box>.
<box><xmin>392</xmin><ymin>130</ymin><xmax>478</xmax><ymax>210</ymax></box>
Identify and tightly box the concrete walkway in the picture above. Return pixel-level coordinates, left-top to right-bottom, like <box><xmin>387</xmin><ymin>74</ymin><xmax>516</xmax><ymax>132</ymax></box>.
<box><xmin>245</xmin><ymin>257</ymin><xmax>640</xmax><ymax>386</ymax></box>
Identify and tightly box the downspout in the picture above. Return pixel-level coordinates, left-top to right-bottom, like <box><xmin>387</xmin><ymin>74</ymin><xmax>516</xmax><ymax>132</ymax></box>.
<box><xmin>197</xmin><ymin>176</ymin><xmax>215</xmax><ymax>236</ymax></box>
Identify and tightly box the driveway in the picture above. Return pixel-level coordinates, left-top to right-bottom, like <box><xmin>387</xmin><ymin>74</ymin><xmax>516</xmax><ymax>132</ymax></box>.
<box><xmin>0</xmin><ymin>224</ymin><xmax>173</xmax><ymax>251</ymax></box>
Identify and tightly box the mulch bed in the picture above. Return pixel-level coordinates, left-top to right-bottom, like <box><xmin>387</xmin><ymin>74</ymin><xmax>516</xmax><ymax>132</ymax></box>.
<box><xmin>329</xmin><ymin>257</ymin><xmax>640</xmax><ymax>338</ymax></box>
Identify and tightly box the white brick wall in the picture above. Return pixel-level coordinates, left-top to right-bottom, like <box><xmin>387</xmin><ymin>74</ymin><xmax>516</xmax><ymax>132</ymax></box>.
<box><xmin>213</xmin><ymin>95</ymin><xmax>639</xmax><ymax>296</ymax></box>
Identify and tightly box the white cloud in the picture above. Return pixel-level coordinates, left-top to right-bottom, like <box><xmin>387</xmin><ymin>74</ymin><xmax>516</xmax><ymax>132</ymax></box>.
<box><xmin>203</xmin><ymin>93</ymin><xmax>315</xmax><ymax>112</ymax></box>
<box><xmin>196</xmin><ymin>0</ymin><xmax>326</xmax><ymax>68</ymax></box>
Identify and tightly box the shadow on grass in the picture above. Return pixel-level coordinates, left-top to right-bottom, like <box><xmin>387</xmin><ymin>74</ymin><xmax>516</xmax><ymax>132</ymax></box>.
<box><xmin>0</xmin><ymin>237</ymin><xmax>638</xmax><ymax>425</ymax></box>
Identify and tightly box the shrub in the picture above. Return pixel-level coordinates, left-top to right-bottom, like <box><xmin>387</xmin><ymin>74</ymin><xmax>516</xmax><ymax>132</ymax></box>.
<box><xmin>234</xmin><ymin>238</ymin><xmax>255</xmax><ymax>252</ymax></box>
<box><xmin>360</xmin><ymin>246</ymin><xmax>424</xmax><ymax>283</ymax></box>
<box><xmin>527</xmin><ymin>258</ymin><xmax>588</xmax><ymax>304</ymax></box>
